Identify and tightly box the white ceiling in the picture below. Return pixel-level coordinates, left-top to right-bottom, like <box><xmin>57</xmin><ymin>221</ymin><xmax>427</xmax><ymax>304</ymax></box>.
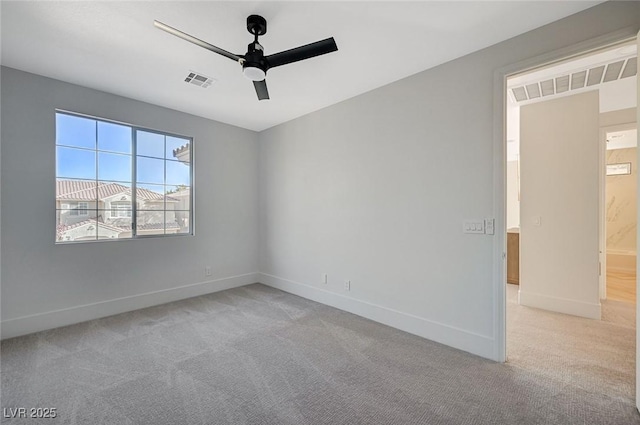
<box><xmin>1</xmin><ymin>1</ymin><xmax>602</xmax><ymax>131</ymax></box>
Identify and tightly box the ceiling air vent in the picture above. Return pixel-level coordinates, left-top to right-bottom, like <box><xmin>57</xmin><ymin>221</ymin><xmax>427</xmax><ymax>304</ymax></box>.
<box><xmin>508</xmin><ymin>55</ymin><xmax>636</xmax><ymax>104</ymax></box>
<box><xmin>525</xmin><ymin>83</ymin><xmax>540</xmax><ymax>99</ymax></box>
<box><xmin>586</xmin><ymin>65</ymin><xmax>605</xmax><ymax>86</ymax></box>
<box><xmin>620</xmin><ymin>57</ymin><xmax>637</xmax><ymax>79</ymax></box>
<box><xmin>555</xmin><ymin>75</ymin><xmax>570</xmax><ymax>93</ymax></box>
<box><xmin>512</xmin><ymin>87</ymin><xmax>528</xmax><ymax>102</ymax></box>
<box><xmin>603</xmin><ymin>60</ymin><xmax>625</xmax><ymax>82</ymax></box>
<box><xmin>570</xmin><ymin>70</ymin><xmax>586</xmax><ymax>90</ymax></box>
<box><xmin>540</xmin><ymin>79</ymin><xmax>554</xmax><ymax>97</ymax></box>
<box><xmin>184</xmin><ymin>71</ymin><xmax>216</xmax><ymax>88</ymax></box>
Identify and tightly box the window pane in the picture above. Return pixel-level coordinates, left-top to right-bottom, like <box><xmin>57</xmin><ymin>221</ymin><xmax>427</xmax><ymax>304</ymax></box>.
<box><xmin>174</xmin><ymin>211</ymin><xmax>190</xmax><ymax>234</ymax></box>
<box><xmin>137</xmin><ymin>156</ymin><xmax>164</xmax><ymax>185</ymax></box>
<box><xmin>56</xmin><ymin>146</ymin><xmax>96</xmax><ymax>179</ymax></box>
<box><xmin>97</xmin><ymin>211</ymin><xmax>131</xmax><ymax>239</ymax></box>
<box><xmin>164</xmin><ymin>210</ymin><xmax>181</xmax><ymax>234</ymax></box>
<box><xmin>98</xmin><ymin>121</ymin><xmax>131</xmax><ymax>154</ymax></box>
<box><xmin>137</xmin><ymin>210</ymin><xmax>165</xmax><ymax>235</ymax></box>
<box><xmin>137</xmin><ymin>184</ymin><xmax>165</xmax><ymax>210</ymax></box>
<box><xmin>98</xmin><ymin>152</ymin><xmax>131</xmax><ymax>182</ymax></box>
<box><xmin>137</xmin><ymin>131</ymin><xmax>164</xmax><ymax>158</ymax></box>
<box><xmin>165</xmin><ymin>185</ymin><xmax>190</xmax><ymax>211</ymax></box>
<box><xmin>57</xmin><ymin>179</ymin><xmax>97</xmax><ymax>206</ymax></box>
<box><xmin>56</xmin><ymin>213</ymin><xmax>98</xmax><ymax>242</ymax></box>
<box><xmin>165</xmin><ymin>160</ymin><xmax>190</xmax><ymax>186</ymax></box>
<box><xmin>166</xmin><ymin>136</ymin><xmax>190</xmax><ymax>162</ymax></box>
<box><xmin>56</xmin><ymin>114</ymin><xmax>96</xmax><ymax>149</ymax></box>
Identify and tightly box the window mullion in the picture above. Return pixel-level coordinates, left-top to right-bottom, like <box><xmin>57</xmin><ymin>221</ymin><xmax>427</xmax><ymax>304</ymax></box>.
<box><xmin>132</xmin><ymin>128</ymin><xmax>137</xmax><ymax>238</ymax></box>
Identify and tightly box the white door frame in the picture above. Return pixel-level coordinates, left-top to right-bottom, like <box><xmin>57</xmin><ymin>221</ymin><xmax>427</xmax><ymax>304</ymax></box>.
<box><xmin>491</xmin><ymin>27</ymin><xmax>638</xmax><ymax>363</ymax></box>
<box><xmin>635</xmin><ymin>30</ymin><xmax>639</xmax><ymax>411</ymax></box>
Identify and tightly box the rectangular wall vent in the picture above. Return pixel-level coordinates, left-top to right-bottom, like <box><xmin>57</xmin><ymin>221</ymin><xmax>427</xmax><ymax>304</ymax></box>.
<box><xmin>184</xmin><ymin>71</ymin><xmax>216</xmax><ymax>88</ymax></box>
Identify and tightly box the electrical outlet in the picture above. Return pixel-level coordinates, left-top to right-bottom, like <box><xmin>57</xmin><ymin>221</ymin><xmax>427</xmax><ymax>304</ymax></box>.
<box><xmin>205</xmin><ymin>266</ymin><xmax>212</xmax><ymax>276</ymax></box>
<box><xmin>344</xmin><ymin>280</ymin><xmax>351</xmax><ymax>291</ymax></box>
<box><xmin>322</xmin><ymin>273</ymin><xmax>328</xmax><ymax>284</ymax></box>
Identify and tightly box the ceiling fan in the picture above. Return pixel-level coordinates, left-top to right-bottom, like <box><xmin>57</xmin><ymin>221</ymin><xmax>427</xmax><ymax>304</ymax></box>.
<box><xmin>154</xmin><ymin>15</ymin><xmax>338</xmax><ymax>100</ymax></box>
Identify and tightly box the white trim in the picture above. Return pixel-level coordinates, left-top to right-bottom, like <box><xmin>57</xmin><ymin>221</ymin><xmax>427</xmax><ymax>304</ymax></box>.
<box><xmin>0</xmin><ymin>272</ymin><xmax>259</xmax><ymax>340</ymax></box>
<box><xmin>259</xmin><ymin>273</ymin><xmax>496</xmax><ymax>360</ymax></box>
<box><xmin>518</xmin><ymin>290</ymin><xmax>601</xmax><ymax>320</ymax></box>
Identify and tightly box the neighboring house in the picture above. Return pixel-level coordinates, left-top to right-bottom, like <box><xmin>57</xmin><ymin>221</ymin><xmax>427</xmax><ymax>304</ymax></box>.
<box><xmin>56</xmin><ymin>180</ymin><xmax>182</xmax><ymax>241</ymax></box>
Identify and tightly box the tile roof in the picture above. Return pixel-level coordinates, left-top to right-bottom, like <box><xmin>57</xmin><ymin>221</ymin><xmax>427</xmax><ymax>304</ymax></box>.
<box><xmin>56</xmin><ymin>180</ymin><xmax>178</xmax><ymax>201</ymax></box>
<box><xmin>56</xmin><ymin>218</ymin><xmax>126</xmax><ymax>237</ymax></box>
<box><xmin>57</xmin><ymin>218</ymin><xmax>180</xmax><ymax>238</ymax></box>
<box><xmin>137</xmin><ymin>222</ymin><xmax>180</xmax><ymax>230</ymax></box>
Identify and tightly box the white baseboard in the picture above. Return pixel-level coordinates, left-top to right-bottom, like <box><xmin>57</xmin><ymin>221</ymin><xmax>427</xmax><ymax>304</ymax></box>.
<box><xmin>0</xmin><ymin>272</ymin><xmax>259</xmax><ymax>340</ymax></box>
<box><xmin>518</xmin><ymin>290</ymin><xmax>601</xmax><ymax>319</ymax></box>
<box><xmin>259</xmin><ymin>273</ymin><xmax>496</xmax><ymax>361</ymax></box>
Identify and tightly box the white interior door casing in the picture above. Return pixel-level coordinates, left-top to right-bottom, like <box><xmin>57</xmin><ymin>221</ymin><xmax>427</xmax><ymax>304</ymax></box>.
<box><xmin>635</xmin><ymin>30</ymin><xmax>639</xmax><ymax>413</ymax></box>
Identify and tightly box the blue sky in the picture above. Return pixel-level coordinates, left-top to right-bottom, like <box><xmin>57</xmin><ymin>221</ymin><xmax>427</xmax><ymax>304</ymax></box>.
<box><xmin>56</xmin><ymin>113</ymin><xmax>190</xmax><ymax>192</ymax></box>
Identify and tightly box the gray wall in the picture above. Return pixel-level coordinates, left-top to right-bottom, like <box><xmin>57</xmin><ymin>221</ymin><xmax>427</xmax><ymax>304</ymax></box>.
<box><xmin>258</xmin><ymin>1</ymin><xmax>640</xmax><ymax>359</ymax></box>
<box><xmin>1</xmin><ymin>67</ymin><xmax>259</xmax><ymax>336</ymax></box>
<box><xmin>2</xmin><ymin>1</ymin><xmax>639</xmax><ymax>357</ymax></box>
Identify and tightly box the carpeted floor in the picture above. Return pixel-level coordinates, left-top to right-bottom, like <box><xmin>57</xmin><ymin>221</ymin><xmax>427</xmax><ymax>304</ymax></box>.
<box><xmin>506</xmin><ymin>284</ymin><xmax>636</xmax><ymax>403</ymax></box>
<box><xmin>2</xmin><ymin>283</ymin><xmax>639</xmax><ymax>424</ymax></box>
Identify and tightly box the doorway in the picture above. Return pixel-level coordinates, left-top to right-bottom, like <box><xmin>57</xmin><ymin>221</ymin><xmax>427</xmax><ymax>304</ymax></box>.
<box><xmin>602</xmin><ymin>123</ymin><xmax>638</xmax><ymax>304</ymax></box>
<box><xmin>502</xmin><ymin>39</ymin><xmax>638</xmax><ymax>403</ymax></box>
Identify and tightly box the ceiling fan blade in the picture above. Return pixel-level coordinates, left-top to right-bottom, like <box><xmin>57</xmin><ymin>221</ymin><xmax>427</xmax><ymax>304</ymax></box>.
<box><xmin>253</xmin><ymin>80</ymin><xmax>270</xmax><ymax>100</ymax></box>
<box><xmin>154</xmin><ymin>20</ymin><xmax>242</xmax><ymax>62</ymax></box>
<box><xmin>266</xmin><ymin>37</ymin><xmax>337</xmax><ymax>68</ymax></box>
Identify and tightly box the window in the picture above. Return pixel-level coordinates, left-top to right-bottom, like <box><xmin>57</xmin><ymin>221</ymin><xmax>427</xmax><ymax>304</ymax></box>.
<box><xmin>111</xmin><ymin>202</ymin><xmax>132</xmax><ymax>218</ymax></box>
<box><xmin>60</xmin><ymin>202</ymin><xmax>88</xmax><ymax>216</ymax></box>
<box><xmin>55</xmin><ymin>111</ymin><xmax>193</xmax><ymax>243</ymax></box>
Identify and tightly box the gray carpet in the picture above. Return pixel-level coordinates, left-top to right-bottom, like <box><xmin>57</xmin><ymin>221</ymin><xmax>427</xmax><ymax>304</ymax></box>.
<box><xmin>1</xmin><ymin>283</ymin><xmax>639</xmax><ymax>424</ymax></box>
<box><xmin>507</xmin><ymin>284</ymin><xmax>636</xmax><ymax>403</ymax></box>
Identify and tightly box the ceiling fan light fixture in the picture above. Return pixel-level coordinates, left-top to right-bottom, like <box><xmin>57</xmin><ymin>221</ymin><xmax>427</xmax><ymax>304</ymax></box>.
<box><xmin>243</xmin><ymin>66</ymin><xmax>266</xmax><ymax>81</ymax></box>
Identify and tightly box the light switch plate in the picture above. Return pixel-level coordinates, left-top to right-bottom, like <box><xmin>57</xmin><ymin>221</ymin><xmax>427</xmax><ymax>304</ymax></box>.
<box><xmin>485</xmin><ymin>218</ymin><xmax>495</xmax><ymax>235</ymax></box>
<box><xmin>463</xmin><ymin>220</ymin><xmax>485</xmax><ymax>234</ymax></box>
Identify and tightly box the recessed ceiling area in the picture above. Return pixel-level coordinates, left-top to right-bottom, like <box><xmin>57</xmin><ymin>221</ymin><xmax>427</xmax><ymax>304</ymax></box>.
<box><xmin>1</xmin><ymin>1</ymin><xmax>603</xmax><ymax>131</ymax></box>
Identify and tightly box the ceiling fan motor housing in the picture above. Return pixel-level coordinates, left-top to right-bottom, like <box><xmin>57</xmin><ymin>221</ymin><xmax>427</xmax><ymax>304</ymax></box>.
<box><xmin>243</xmin><ymin>41</ymin><xmax>269</xmax><ymax>80</ymax></box>
<box><xmin>242</xmin><ymin>15</ymin><xmax>269</xmax><ymax>80</ymax></box>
